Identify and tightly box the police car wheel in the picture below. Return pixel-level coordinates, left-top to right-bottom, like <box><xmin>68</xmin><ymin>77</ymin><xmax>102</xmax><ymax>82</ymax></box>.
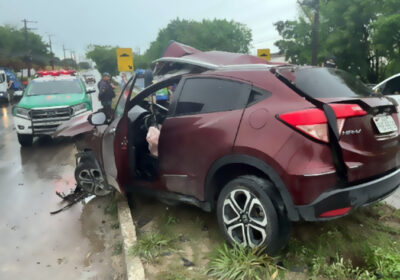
<box><xmin>18</xmin><ymin>134</ymin><xmax>33</xmax><ymax>147</ymax></box>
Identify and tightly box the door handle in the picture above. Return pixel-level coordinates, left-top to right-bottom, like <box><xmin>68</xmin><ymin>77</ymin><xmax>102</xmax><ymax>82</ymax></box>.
<box><xmin>110</xmin><ymin>127</ymin><xmax>116</xmax><ymax>135</ymax></box>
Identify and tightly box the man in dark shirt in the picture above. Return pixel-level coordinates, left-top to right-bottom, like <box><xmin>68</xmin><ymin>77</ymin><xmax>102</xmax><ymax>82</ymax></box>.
<box><xmin>97</xmin><ymin>72</ymin><xmax>116</xmax><ymax>118</ymax></box>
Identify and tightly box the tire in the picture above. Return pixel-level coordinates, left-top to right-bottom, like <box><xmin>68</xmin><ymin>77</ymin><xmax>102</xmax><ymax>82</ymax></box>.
<box><xmin>17</xmin><ymin>134</ymin><xmax>33</xmax><ymax>147</ymax></box>
<box><xmin>74</xmin><ymin>159</ymin><xmax>112</xmax><ymax>196</ymax></box>
<box><xmin>216</xmin><ymin>175</ymin><xmax>290</xmax><ymax>255</ymax></box>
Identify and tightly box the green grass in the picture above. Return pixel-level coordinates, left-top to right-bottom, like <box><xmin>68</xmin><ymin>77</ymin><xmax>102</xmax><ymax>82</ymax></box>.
<box><xmin>113</xmin><ymin>241</ymin><xmax>123</xmax><ymax>256</ymax></box>
<box><xmin>207</xmin><ymin>244</ymin><xmax>283</xmax><ymax>280</ymax></box>
<box><xmin>129</xmin><ymin>232</ymin><xmax>175</xmax><ymax>263</ymax></box>
<box><xmin>281</xmin><ymin>203</ymin><xmax>400</xmax><ymax>279</ymax></box>
<box><xmin>104</xmin><ymin>195</ymin><xmax>118</xmax><ymax>220</ymax></box>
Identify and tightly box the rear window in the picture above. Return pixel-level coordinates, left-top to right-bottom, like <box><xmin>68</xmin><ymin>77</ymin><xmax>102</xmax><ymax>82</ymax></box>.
<box><xmin>294</xmin><ymin>68</ymin><xmax>373</xmax><ymax>98</ymax></box>
<box><xmin>27</xmin><ymin>79</ymin><xmax>82</xmax><ymax>96</ymax></box>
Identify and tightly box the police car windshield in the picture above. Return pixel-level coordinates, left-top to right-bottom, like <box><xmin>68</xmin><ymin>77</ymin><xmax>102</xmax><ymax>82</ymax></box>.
<box><xmin>27</xmin><ymin>79</ymin><xmax>82</xmax><ymax>96</ymax></box>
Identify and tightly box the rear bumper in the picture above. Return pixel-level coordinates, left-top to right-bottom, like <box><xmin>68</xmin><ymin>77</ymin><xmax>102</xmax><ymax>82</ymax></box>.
<box><xmin>296</xmin><ymin>168</ymin><xmax>400</xmax><ymax>221</ymax></box>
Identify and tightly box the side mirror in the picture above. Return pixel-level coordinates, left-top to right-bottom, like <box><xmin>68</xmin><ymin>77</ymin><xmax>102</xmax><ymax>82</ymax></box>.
<box><xmin>86</xmin><ymin>87</ymin><xmax>96</xmax><ymax>94</ymax></box>
<box><xmin>88</xmin><ymin>111</ymin><xmax>107</xmax><ymax>126</ymax></box>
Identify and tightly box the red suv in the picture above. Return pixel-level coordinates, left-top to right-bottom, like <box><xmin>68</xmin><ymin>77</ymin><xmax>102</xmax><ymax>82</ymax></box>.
<box><xmin>57</xmin><ymin>42</ymin><xmax>400</xmax><ymax>254</ymax></box>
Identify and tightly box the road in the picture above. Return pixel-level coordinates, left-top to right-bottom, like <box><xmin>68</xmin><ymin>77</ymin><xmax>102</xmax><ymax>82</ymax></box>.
<box><xmin>0</xmin><ymin>71</ymin><xmax>124</xmax><ymax>280</ymax></box>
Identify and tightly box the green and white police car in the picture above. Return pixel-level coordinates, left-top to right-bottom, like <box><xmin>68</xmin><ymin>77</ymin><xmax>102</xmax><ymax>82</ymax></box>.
<box><xmin>13</xmin><ymin>70</ymin><xmax>94</xmax><ymax>146</ymax></box>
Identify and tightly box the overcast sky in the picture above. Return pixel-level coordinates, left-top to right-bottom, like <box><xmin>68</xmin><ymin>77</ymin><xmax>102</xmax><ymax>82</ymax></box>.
<box><xmin>0</xmin><ymin>0</ymin><xmax>299</xmax><ymax>61</ymax></box>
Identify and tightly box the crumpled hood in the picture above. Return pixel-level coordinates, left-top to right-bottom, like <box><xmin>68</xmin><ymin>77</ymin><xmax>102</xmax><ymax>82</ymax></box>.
<box><xmin>53</xmin><ymin>111</ymin><xmax>93</xmax><ymax>138</ymax></box>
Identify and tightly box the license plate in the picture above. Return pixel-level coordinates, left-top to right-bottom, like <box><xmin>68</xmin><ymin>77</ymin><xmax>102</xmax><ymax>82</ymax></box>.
<box><xmin>373</xmin><ymin>115</ymin><xmax>397</xmax><ymax>134</ymax></box>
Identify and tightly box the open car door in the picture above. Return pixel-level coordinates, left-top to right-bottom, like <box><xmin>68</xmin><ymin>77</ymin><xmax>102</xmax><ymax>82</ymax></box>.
<box><xmin>101</xmin><ymin>75</ymin><xmax>137</xmax><ymax>192</ymax></box>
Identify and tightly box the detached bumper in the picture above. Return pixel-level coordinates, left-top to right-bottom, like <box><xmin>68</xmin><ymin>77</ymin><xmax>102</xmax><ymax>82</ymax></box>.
<box><xmin>296</xmin><ymin>168</ymin><xmax>400</xmax><ymax>221</ymax></box>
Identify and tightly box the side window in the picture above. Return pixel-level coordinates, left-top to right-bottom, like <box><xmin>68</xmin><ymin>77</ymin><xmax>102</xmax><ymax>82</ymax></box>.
<box><xmin>383</xmin><ymin>77</ymin><xmax>400</xmax><ymax>95</ymax></box>
<box><xmin>175</xmin><ymin>78</ymin><xmax>251</xmax><ymax>115</ymax></box>
<box><xmin>0</xmin><ymin>74</ymin><xmax>5</xmax><ymax>83</ymax></box>
<box><xmin>247</xmin><ymin>88</ymin><xmax>271</xmax><ymax>107</ymax></box>
<box><xmin>114</xmin><ymin>78</ymin><xmax>134</xmax><ymax>118</ymax></box>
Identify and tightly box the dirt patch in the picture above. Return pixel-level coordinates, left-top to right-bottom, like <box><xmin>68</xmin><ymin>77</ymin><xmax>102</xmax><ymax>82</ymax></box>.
<box><xmin>129</xmin><ymin>194</ymin><xmax>224</xmax><ymax>280</ymax></box>
<box><xmin>80</xmin><ymin>194</ymin><xmax>126</xmax><ymax>280</ymax></box>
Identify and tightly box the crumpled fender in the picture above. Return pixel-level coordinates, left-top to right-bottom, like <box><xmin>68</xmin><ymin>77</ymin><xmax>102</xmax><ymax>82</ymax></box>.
<box><xmin>53</xmin><ymin>111</ymin><xmax>94</xmax><ymax>138</ymax></box>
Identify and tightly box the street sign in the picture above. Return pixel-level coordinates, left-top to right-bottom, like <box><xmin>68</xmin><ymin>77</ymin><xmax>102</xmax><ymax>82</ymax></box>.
<box><xmin>116</xmin><ymin>48</ymin><xmax>134</xmax><ymax>72</ymax></box>
<box><xmin>257</xmin><ymin>49</ymin><xmax>271</xmax><ymax>61</ymax></box>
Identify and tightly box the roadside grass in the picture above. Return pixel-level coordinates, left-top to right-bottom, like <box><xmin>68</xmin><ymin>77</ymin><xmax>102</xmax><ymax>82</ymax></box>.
<box><xmin>104</xmin><ymin>194</ymin><xmax>118</xmax><ymax>220</ymax></box>
<box><xmin>129</xmin><ymin>232</ymin><xmax>175</xmax><ymax>263</ymax></box>
<box><xmin>282</xmin><ymin>202</ymin><xmax>400</xmax><ymax>279</ymax></box>
<box><xmin>113</xmin><ymin>241</ymin><xmax>123</xmax><ymax>256</ymax></box>
<box><xmin>207</xmin><ymin>244</ymin><xmax>283</xmax><ymax>280</ymax></box>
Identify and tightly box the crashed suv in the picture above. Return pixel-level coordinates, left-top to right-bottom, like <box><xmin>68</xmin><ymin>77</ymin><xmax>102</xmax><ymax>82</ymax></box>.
<box><xmin>57</xmin><ymin>42</ymin><xmax>400</xmax><ymax>254</ymax></box>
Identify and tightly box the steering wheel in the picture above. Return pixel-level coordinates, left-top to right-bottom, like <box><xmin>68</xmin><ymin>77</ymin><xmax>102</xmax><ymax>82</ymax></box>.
<box><xmin>152</xmin><ymin>102</ymin><xmax>169</xmax><ymax>112</ymax></box>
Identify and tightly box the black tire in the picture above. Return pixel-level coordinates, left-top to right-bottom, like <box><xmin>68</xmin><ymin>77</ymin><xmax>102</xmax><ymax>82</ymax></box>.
<box><xmin>74</xmin><ymin>159</ymin><xmax>112</xmax><ymax>196</ymax></box>
<box><xmin>17</xmin><ymin>134</ymin><xmax>33</xmax><ymax>147</ymax></box>
<box><xmin>216</xmin><ymin>175</ymin><xmax>290</xmax><ymax>255</ymax></box>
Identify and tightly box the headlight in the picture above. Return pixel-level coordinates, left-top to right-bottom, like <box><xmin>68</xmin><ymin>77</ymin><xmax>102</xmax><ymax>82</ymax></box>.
<box><xmin>71</xmin><ymin>103</ymin><xmax>88</xmax><ymax>115</ymax></box>
<box><xmin>14</xmin><ymin>107</ymin><xmax>31</xmax><ymax>119</ymax></box>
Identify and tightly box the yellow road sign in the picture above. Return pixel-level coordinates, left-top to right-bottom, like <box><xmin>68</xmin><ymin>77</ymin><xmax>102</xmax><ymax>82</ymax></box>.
<box><xmin>116</xmin><ymin>48</ymin><xmax>134</xmax><ymax>72</ymax></box>
<box><xmin>257</xmin><ymin>49</ymin><xmax>271</xmax><ymax>61</ymax></box>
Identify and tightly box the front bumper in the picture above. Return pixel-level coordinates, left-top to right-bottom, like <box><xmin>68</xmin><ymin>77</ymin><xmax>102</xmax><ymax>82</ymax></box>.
<box><xmin>296</xmin><ymin>168</ymin><xmax>400</xmax><ymax>221</ymax></box>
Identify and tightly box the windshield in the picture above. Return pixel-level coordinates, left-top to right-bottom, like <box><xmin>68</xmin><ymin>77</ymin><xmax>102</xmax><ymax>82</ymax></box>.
<box><xmin>295</xmin><ymin>68</ymin><xmax>373</xmax><ymax>98</ymax></box>
<box><xmin>27</xmin><ymin>79</ymin><xmax>83</xmax><ymax>96</ymax></box>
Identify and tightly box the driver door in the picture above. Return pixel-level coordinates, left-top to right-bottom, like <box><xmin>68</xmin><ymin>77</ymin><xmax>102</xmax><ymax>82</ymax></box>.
<box><xmin>102</xmin><ymin>76</ymin><xmax>137</xmax><ymax>192</ymax></box>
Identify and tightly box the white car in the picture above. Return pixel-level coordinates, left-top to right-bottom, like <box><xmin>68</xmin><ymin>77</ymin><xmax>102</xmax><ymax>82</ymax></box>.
<box><xmin>373</xmin><ymin>73</ymin><xmax>400</xmax><ymax>103</ymax></box>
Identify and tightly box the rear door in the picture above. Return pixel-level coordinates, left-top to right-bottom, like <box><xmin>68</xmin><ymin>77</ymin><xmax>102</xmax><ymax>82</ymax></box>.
<box><xmin>286</xmin><ymin>68</ymin><xmax>400</xmax><ymax>183</ymax></box>
<box><xmin>158</xmin><ymin>76</ymin><xmax>251</xmax><ymax>200</ymax></box>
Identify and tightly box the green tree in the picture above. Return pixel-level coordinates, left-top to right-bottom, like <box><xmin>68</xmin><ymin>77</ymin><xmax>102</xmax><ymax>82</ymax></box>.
<box><xmin>140</xmin><ymin>18</ymin><xmax>252</xmax><ymax>68</ymax></box>
<box><xmin>61</xmin><ymin>58</ymin><xmax>77</xmax><ymax>69</ymax></box>
<box><xmin>0</xmin><ymin>25</ymin><xmax>52</xmax><ymax>71</ymax></box>
<box><xmin>86</xmin><ymin>45</ymin><xmax>118</xmax><ymax>76</ymax></box>
<box><xmin>274</xmin><ymin>0</ymin><xmax>399</xmax><ymax>82</ymax></box>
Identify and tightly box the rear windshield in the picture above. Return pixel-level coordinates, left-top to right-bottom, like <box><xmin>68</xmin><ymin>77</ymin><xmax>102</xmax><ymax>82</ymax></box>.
<box><xmin>295</xmin><ymin>68</ymin><xmax>373</xmax><ymax>98</ymax></box>
<box><xmin>27</xmin><ymin>79</ymin><xmax>82</xmax><ymax>96</ymax></box>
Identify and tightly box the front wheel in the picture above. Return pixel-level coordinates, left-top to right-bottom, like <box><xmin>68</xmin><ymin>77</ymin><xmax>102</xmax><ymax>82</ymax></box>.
<box><xmin>17</xmin><ymin>134</ymin><xmax>33</xmax><ymax>147</ymax></box>
<box><xmin>74</xmin><ymin>159</ymin><xmax>112</xmax><ymax>196</ymax></box>
<box><xmin>216</xmin><ymin>175</ymin><xmax>288</xmax><ymax>255</ymax></box>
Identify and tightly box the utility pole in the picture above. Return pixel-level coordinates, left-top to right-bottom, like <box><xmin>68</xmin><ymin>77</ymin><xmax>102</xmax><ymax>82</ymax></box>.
<box><xmin>47</xmin><ymin>34</ymin><xmax>54</xmax><ymax>70</ymax></box>
<box><xmin>22</xmin><ymin>19</ymin><xmax>37</xmax><ymax>78</ymax></box>
<box><xmin>62</xmin><ymin>45</ymin><xmax>68</xmax><ymax>60</ymax></box>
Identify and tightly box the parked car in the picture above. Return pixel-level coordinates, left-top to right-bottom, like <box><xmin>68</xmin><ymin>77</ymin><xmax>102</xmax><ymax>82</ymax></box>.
<box><xmin>56</xmin><ymin>42</ymin><xmax>400</xmax><ymax>254</ymax></box>
<box><xmin>0</xmin><ymin>69</ymin><xmax>8</xmax><ymax>102</ymax></box>
<box><xmin>12</xmin><ymin>70</ymin><xmax>95</xmax><ymax>146</ymax></box>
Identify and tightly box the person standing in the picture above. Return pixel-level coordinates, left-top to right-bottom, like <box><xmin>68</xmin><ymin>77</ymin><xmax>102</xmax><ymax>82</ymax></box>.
<box><xmin>97</xmin><ymin>72</ymin><xmax>116</xmax><ymax>118</ymax></box>
<box><xmin>120</xmin><ymin>72</ymin><xmax>128</xmax><ymax>89</ymax></box>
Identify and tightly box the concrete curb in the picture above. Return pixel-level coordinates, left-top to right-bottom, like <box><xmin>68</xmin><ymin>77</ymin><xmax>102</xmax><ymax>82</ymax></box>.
<box><xmin>117</xmin><ymin>195</ymin><xmax>145</xmax><ymax>280</ymax></box>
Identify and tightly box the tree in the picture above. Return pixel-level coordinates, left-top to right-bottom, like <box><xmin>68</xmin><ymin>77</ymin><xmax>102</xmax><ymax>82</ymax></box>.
<box><xmin>274</xmin><ymin>0</ymin><xmax>399</xmax><ymax>82</ymax></box>
<box><xmin>86</xmin><ymin>45</ymin><xmax>118</xmax><ymax>76</ymax></box>
<box><xmin>0</xmin><ymin>25</ymin><xmax>53</xmax><ymax>71</ymax></box>
<box><xmin>139</xmin><ymin>18</ymin><xmax>252</xmax><ymax>68</ymax></box>
<box><xmin>61</xmin><ymin>58</ymin><xmax>77</xmax><ymax>69</ymax></box>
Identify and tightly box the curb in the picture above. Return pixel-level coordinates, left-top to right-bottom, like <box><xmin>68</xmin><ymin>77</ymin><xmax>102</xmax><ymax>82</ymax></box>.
<box><xmin>117</xmin><ymin>195</ymin><xmax>145</xmax><ymax>280</ymax></box>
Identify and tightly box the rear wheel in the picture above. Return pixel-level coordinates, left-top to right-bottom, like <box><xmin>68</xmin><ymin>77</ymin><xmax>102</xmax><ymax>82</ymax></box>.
<box><xmin>216</xmin><ymin>175</ymin><xmax>290</xmax><ymax>255</ymax></box>
<box><xmin>74</xmin><ymin>159</ymin><xmax>112</xmax><ymax>196</ymax></box>
<box><xmin>17</xmin><ymin>134</ymin><xmax>33</xmax><ymax>147</ymax></box>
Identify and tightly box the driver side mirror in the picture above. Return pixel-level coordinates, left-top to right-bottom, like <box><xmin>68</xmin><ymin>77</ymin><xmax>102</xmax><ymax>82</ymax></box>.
<box><xmin>88</xmin><ymin>111</ymin><xmax>107</xmax><ymax>126</ymax></box>
<box><xmin>86</xmin><ymin>87</ymin><xmax>96</xmax><ymax>94</ymax></box>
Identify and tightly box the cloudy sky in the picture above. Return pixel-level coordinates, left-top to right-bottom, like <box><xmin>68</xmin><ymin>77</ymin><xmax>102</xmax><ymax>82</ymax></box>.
<box><xmin>0</xmin><ymin>0</ymin><xmax>299</xmax><ymax>60</ymax></box>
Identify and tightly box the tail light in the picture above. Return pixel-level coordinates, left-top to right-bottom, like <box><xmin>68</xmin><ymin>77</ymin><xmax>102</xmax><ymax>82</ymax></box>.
<box><xmin>279</xmin><ymin>104</ymin><xmax>366</xmax><ymax>142</ymax></box>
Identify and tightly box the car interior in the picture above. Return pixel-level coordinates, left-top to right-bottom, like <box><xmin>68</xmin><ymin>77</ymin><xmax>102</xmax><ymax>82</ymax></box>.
<box><xmin>126</xmin><ymin>76</ymin><xmax>182</xmax><ymax>181</ymax></box>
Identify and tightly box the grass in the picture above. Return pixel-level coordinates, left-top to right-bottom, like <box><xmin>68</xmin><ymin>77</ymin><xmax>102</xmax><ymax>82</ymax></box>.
<box><xmin>104</xmin><ymin>194</ymin><xmax>118</xmax><ymax>220</ymax></box>
<box><xmin>281</xmin><ymin>203</ymin><xmax>400</xmax><ymax>279</ymax></box>
<box><xmin>207</xmin><ymin>244</ymin><xmax>283</xmax><ymax>280</ymax></box>
<box><xmin>129</xmin><ymin>232</ymin><xmax>175</xmax><ymax>263</ymax></box>
<box><xmin>113</xmin><ymin>241</ymin><xmax>123</xmax><ymax>256</ymax></box>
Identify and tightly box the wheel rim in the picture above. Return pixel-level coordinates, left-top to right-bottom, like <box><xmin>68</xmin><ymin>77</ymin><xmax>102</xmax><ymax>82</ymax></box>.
<box><xmin>78</xmin><ymin>168</ymin><xmax>110</xmax><ymax>196</ymax></box>
<box><xmin>222</xmin><ymin>188</ymin><xmax>267</xmax><ymax>247</ymax></box>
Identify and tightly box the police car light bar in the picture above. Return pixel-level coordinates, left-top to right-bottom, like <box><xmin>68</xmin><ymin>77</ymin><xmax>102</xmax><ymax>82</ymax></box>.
<box><xmin>37</xmin><ymin>70</ymin><xmax>76</xmax><ymax>77</ymax></box>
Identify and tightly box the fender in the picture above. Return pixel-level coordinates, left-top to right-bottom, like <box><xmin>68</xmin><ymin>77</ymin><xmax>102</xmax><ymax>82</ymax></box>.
<box><xmin>205</xmin><ymin>154</ymin><xmax>299</xmax><ymax>221</ymax></box>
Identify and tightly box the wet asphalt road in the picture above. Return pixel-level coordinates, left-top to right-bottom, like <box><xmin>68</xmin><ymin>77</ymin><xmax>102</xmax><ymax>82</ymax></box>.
<box><xmin>0</xmin><ymin>71</ymin><xmax>117</xmax><ymax>279</ymax></box>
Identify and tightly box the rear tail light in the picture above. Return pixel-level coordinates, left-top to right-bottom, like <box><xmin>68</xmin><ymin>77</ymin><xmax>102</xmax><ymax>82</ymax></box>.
<box><xmin>319</xmin><ymin>207</ymin><xmax>352</xmax><ymax>218</ymax></box>
<box><xmin>279</xmin><ymin>104</ymin><xmax>366</xmax><ymax>142</ymax></box>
